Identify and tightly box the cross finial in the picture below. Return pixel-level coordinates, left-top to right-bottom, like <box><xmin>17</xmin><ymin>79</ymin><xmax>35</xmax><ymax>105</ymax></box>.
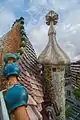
<box><xmin>45</xmin><ymin>11</ymin><xmax>58</xmax><ymax>26</ymax></box>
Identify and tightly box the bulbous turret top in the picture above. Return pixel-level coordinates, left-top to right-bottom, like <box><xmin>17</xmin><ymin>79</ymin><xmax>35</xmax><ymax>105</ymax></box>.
<box><xmin>38</xmin><ymin>11</ymin><xmax>70</xmax><ymax>65</ymax></box>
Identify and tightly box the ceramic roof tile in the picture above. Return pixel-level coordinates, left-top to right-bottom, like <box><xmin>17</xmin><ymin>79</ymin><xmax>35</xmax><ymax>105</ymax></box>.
<box><xmin>27</xmin><ymin>106</ymin><xmax>42</xmax><ymax>120</ymax></box>
<box><xmin>18</xmin><ymin>37</ymin><xmax>44</xmax><ymax>105</ymax></box>
<box><xmin>28</xmin><ymin>95</ymin><xmax>37</xmax><ymax>106</ymax></box>
<box><xmin>0</xmin><ymin>18</ymin><xmax>44</xmax><ymax>120</ymax></box>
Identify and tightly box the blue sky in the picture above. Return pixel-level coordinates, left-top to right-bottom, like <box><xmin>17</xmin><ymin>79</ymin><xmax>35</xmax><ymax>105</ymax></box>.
<box><xmin>0</xmin><ymin>0</ymin><xmax>80</xmax><ymax>61</ymax></box>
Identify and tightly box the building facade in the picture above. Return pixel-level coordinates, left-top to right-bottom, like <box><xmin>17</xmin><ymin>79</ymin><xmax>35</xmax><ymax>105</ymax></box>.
<box><xmin>65</xmin><ymin>63</ymin><xmax>80</xmax><ymax>120</ymax></box>
<box><xmin>70</xmin><ymin>61</ymin><xmax>80</xmax><ymax>88</ymax></box>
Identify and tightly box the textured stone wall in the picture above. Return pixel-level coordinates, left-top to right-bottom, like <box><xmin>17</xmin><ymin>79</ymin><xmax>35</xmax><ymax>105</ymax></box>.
<box><xmin>43</xmin><ymin>66</ymin><xmax>55</xmax><ymax>101</ymax></box>
<box><xmin>51</xmin><ymin>66</ymin><xmax>65</xmax><ymax>120</ymax></box>
<box><xmin>43</xmin><ymin>65</ymin><xmax>65</xmax><ymax>120</ymax></box>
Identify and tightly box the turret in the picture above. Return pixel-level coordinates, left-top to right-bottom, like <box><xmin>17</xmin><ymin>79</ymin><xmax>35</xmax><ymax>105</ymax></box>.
<box><xmin>38</xmin><ymin>11</ymin><xmax>70</xmax><ymax>120</ymax></box>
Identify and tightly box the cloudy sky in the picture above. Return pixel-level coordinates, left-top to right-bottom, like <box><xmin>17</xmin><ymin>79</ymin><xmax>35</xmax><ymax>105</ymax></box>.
<box><xmin>0</xmin><ymin>0</ymin><xmax>80</xmax><ymax>61</ymax></box>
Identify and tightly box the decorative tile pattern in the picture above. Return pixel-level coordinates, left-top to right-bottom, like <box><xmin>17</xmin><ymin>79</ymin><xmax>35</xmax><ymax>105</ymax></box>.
<box><xmin>0</xmin><ymin>18</ymin><xmax>44</xmax><ymax>120</ymax></box>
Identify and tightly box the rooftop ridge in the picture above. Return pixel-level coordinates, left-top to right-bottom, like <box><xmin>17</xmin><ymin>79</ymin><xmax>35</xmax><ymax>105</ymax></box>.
<box><xmin>12</xmin><ymin>17</ymin><xmax>24</xmax><ymax>28</ymax></box>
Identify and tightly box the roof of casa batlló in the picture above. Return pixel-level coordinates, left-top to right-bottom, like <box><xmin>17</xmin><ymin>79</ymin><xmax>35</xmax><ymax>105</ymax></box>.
<box><xmin>0</xmin><ymin>17</ymin><xmax>44</xmax><ymax>120</ymax></box>
<box><xmin>38</xmin><ymin>11</ymin><xmax>70</xmax><ymax>65</ymax></box>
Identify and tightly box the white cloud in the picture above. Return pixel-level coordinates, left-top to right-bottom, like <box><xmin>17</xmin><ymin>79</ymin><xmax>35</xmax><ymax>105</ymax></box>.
<box><xmin>55</xmin><ymin>7</ymin><xmax>80</xmax><ymax>60</ymax></box>
<box><xmin>25</xmin><ymin>5</ymin><xmax>80</xmax><ymax>60</ymax></box>
<box><xmin>7</xmin><ymin>0</ymin><xmax>24</xmax><ymax>8</ymax></box>
<box><xmin>72</xmin><ymin>55</ymin><xmax>80</xmax><ymax>62</ymax></box>
<box><xmin>26</xmin><ymin>22</ymin><xmax>77</xmax><ymax>60</ymax></box>
<box><xmin>63</xmin><ymin>41</ymin><xmax>76</xmax><ymax>60</ymax></box>
<box><xmin>21</xmin><ymin>0</ymin><xmax>80</xmax><ymax>61</ymax></box>
<box><xmin>0</xmin><ymin>9</ymin><xmax>16</xmax><ymax>36</ymax></box>
<box><xmin>57</xmin><ymin>8</ymin><xmax>80</xmax><ymax>38</ymax></box>
<box><xmin>25</xmin><ymin>22</ymin><xmax>48</xmax><ymax>55</ymax></box>
<box><xmin>48</xmin><ymin>0</ymin><xmax>78</xmax><ymax>11</ymax></box>
<box><xmin>29</xmin><ymin>0</ymin><xmax>47</xmax><ymax>6</ymax></box>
